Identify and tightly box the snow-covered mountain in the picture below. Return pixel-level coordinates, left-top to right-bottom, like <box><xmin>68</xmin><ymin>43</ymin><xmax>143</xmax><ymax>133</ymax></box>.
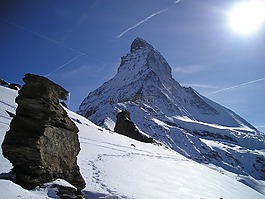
<box><xmin>78</xmin><ymin>37</ymin><xmax>265</xmax><ymax>193</ymax></box>
<box><xmin>1</xmin><ymin>85</ymin><xmax>265</xmax><ymax>198</ymax></box>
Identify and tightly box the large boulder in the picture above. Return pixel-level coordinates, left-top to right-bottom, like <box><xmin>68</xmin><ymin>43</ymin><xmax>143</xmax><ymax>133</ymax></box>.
<box><xmin>114</xmin><ymin>110</ymin><xmax>153</xmax><ymax>143</ymax></box>
<box><xmin>2</xmin><ymin>74</ymin><xmax>85</xmax><ymax>191</ymax></box>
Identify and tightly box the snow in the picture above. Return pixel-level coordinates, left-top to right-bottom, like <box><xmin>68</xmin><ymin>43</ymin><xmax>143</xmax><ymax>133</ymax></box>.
<box><xmin>1</xmin><ymin>86</ymin><xmax>265</xmax><ymax>199</ymax></box>
<box><xmin>0</xmin><ymin>86</ymin><xmax>17</xmax><ymax>173</ymax></box>
<box><xmin>0</xmin><ymin>180</ymin><xmax>48</xmax><ymax>199</ymax></box>
<box><xmin>77</xmin><ymin>38</ymin><xmax>265</xmax><ymax>190</ymax></box>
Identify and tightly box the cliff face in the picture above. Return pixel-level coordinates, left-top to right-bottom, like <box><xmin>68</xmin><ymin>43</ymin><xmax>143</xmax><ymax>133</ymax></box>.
<box><xmin>2</xmin><ymin>74</ymin><xmax>85</xmax><ymax>190</ymax></box>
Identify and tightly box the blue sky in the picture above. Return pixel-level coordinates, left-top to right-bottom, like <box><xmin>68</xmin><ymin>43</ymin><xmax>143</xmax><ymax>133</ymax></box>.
<box><xmin>0</xmin><ymin>0</ymin><xmax>264</xmax><ymax>132</ymax></box>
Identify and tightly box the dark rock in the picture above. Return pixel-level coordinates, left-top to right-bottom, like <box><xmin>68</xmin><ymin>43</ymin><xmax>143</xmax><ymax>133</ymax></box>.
<box><xmin>5</xmin><ymin>110</ymin><xmax>15</xmax><ymax>118</ymax></box>
<box><xmin>2</xmin><ymin>73</ymin><xmax>85</xmax><ymax>192</ymax></box>
<box><xmin>60</xmin><ymin>101</ymin><xmax>68</xmax><ymax>108</ymax></box>
<box><xmin>8</xmin><ymin>83</ymin><xmax>21</xmax><ymax>90</ymax></box>
<box><xmin>114</xmin><ymin>110</ymin><xmax>153</xmax><ymax>143</ymax></box>
<box><xmin>0</xmin><ymin>79</ymin><xmax>9</xmax><ymax>86</ymax></box>
<box><xmin>130</xmin><ymin>37</ymin><xmax>153</xmax><ymax>53</ymax></box>
<box><xmin>54</xmin><ymin>184</ymin><xmax>84</xmax><ymax>199</ymax></box>
<box><xmin>0</xmin><ymin>79</ymin><xmax>21</xmax><ymax>90</ymax></box>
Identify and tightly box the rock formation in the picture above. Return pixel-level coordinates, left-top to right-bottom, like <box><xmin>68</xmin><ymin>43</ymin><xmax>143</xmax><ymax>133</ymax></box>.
<box><xmin>114</xmin><ymin>110</ymin><xmax>153</xmax><ymax>143</ymax></box>
<box><xmin>2</xmin><ymin>74</ymin><xmax>85</xmax><ymax>191</ymax></box>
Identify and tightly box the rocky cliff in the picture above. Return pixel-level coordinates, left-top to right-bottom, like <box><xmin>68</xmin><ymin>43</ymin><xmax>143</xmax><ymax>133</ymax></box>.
<box><xmin>2</xmin><ymin>74</ymin><xmax>85</xmax><ymax>191</ymax></box>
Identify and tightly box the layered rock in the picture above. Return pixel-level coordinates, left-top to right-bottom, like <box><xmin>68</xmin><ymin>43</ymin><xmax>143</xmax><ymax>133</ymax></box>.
<box><xmin>2</xmin><ymin>74</ymin><xmax>85</xmax><ymax>191</ymax></box>
<box><xmin>114</xmin><ymin>110</ymin><xmax>153</xmax><ymax>143</ymax></box>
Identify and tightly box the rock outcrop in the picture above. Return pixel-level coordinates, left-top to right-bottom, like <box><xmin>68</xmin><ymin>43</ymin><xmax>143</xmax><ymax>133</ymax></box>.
<box><xmin>0</xmin><ymin>78</ymin><xmax>21</xmax><ymax>90</ymax></box>
<box><xmin>114</xmin><ymin>110</ymin><xmax>153</xmax><ymax>143</ymax></box>
<box><xmin>2</xmin><ymin>74</ymin><xmax>85</xmax><ymax>191</ymax></box>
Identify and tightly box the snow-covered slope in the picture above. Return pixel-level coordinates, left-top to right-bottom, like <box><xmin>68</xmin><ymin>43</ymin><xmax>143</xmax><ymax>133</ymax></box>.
<box><xmin>78</xmin><ymin>38</ymin><xmax>265</xmax><ymax>193</ymax></box>
<box><xmin>1</xmin><ymin>85</ymin><xmax>265</xmax><ymax>198</ymax></box>
<box><xmin>0</xmin><ymin>86</ymin><xmax>16</xmax><ymax>173</ymax></box>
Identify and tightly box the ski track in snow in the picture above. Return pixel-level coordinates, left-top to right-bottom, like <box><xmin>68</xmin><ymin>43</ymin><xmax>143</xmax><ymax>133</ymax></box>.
<box><xmin>80</xmin><ymin>136</ymin><xmax>187</xmax><ymax>161</ymax></box>
<box><xmin>79</xmin><ymin>133</ymin><xmax>188</xmax><ymax>197</ymax></box>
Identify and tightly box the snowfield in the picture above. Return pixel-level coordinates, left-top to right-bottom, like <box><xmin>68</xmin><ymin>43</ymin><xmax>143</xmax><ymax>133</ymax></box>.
<box><xmin>1</xmin><ymin>86</ymin><xmax>265</xmax><ymax>198</ymax></box>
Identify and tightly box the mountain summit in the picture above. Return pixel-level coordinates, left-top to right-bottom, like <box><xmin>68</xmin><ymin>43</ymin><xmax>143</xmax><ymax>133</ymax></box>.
<box><xmin>130</xmin><ymin>37</ymin><xmax>155</xmax><ymax>53</ymax></box>
<box><xmin>78</xmin><ymin>37</ymin><xmax>254</xmax><ymax>128</ymax></box>
<box><xmin>78</xmin><ymin>38</ymin><xmax>265</xmax><ymax>193</ymax></box>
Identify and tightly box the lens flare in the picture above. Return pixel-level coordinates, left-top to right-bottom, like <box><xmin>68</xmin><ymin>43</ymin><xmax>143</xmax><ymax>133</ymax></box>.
<box><xmin>228</xmin><ymin>0</ymin><xmax>265</xmax><ymax>35</ymax></box>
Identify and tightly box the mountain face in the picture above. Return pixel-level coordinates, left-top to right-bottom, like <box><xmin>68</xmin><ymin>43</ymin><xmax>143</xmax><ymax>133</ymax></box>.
<box><xmin>78</xmin><ymin>38</ymin><xmax>265</xmax><ymax>193</ymax></box>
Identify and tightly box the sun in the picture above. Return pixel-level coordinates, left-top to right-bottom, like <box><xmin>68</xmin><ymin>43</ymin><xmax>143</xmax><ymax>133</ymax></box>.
<box><xmin>228</xmin><ymin>0</ymin><xmax>265</xmax><ymax>35</ymax></box>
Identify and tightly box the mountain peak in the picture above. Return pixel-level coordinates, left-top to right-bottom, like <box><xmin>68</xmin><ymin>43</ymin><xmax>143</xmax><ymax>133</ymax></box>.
<box><xmin>78</xmin><ymin>38</ymin><xmax>264</xmax><ymax>193</ymax></box>
<box><xmin>117</xmin><ymin>37</ymin><xmax>172</xmax><ymax>87</ymax></box>
<box><xmin>130</xmin><ymin>37</ymin><xmax>154</xmax><ymax>53</ymax></box>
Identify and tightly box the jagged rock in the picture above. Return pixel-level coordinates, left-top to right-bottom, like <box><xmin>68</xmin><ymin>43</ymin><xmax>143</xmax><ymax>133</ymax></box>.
<box><xmin>8</xmin><ymin>83</ymin><xmax>21</xmax><ymax>90</ymax></box>
<box><xmin>2</xmin><ymin>73</ymin><xmax>85</xmax><ymax>192</ymax></box>
<box><xmin>0</xmin><ymin>79</ymin><xmax>9</xmax><ymax>86</ymax></box>
<box><xmin>114</xmin><ymin>110</ymin><xmax>153</xmax><ymax>143</ymax></box>
<box><xmin>0</xmin><ymin>79</ymin><xmax>21</xmax><ymax>90</ymax></box>
<box><xmin>130</xmin><ymin>37</ymin><xmax>153</xmax><ymax>53</ymax></box>
<box><xmin>40</xmin><ymin>179</ymin><xmax>84</xmax><ymax>199</ymax></box>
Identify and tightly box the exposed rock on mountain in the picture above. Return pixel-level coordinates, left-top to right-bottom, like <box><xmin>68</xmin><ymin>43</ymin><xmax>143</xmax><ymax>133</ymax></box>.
<box><xmin>114</xmin><ymin>110</ymin><xmax>153</xmax><ymax>143</ymax></box>
<box><xmin>8</xmin><ymin>83</ymin><xmax>21</xmax><ymax>90</ymax></box>
<box><xmin>78</xmin><ymin>37</ymin><xmax>265</xmax><ymax>192</ymax></box>
<box><xmin>0</xmin><ymin>79</ymin><xmax>9</xmax><ymax>86</ymax></box>
<box><xmin>0</xmin><ymin>78</ymin><xmax>21</xmax><ymax>90</ymax></box>
<box><xmin>2</xmin><ymin>74</ymin><xmax>85</xmax><ymax>192</ymax></box>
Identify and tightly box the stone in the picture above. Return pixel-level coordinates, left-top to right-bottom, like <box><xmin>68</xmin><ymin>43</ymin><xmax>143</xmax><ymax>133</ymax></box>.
<box><xmin>130</xmin><ymin>37</ymin><xmax>153</xmax><ymax>53</ymax></box>
<box><xmin>0</xmin><ymin>79</ymin><xmax>9</xmax><ymax>86</ymax></box>
<box><xmin>8</xmin><ymin>83</ymin><xmax>21</xmax><ymax>90</ymax></box>
<box><xmin>114</xmin><ymin>110</ymin><xmax>153</xmax><ymax>143</ymax></box>
<box><xmin>2</xmin><ymin>74</ymin><xmax>85</xmax><ymax>191</ymax></box>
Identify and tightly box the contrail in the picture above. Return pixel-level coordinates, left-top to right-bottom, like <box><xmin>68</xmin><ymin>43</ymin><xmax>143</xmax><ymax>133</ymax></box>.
<box><xmin>0</xmin><ymin>17</ymin><xmax>104</xmax><ymax>64</ymax></box>
<box><xmin>45</xmin><ymin>55</ymin><xmax>81</xmax><ymax>77</ymax></box>
<box><xmin>206</xmin><ymin>77</ymin><xmax>265</xmax><ymax>95</ymax></box>
<box><xmin>0</xmin><ymin>17</ymin><xmax>87</xmax><ymax>56</ymax></box>
<box><xmin>116</xmin><ymin>0</ymin><xmax>181</xmax><ymax>38</ymax></box>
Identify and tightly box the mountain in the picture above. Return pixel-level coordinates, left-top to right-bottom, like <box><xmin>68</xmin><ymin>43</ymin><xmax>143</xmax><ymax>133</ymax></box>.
<box><xmin>78</xmin><ymin>37</ymin><xmax>265</xmax><ymax>194</ymax></box>
<box><xmin>1</xmin><ymin>85</ymin><xmax>265</xmax><ymax>199</ymax></box>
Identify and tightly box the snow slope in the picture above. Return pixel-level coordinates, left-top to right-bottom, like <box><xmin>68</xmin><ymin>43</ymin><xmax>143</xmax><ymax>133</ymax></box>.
<box><xmin>1</xmin><ymin>86</ymin><xmax>265</xmax><ymax>198</ymax></box>
<box><xmin>77</xmin><ymin>38</ymin><xmax>265</xmax><ymax>192</ymax></box>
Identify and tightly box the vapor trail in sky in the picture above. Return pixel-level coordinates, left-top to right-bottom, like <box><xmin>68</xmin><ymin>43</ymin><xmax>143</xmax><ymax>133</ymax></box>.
<box><xmin>2</xmin><ymin>17</ymin><xmax>109</xmax><ymax>67</ymax></box>
<box><xmin>206</xmin><ymin>77</ymin><xmax>265</xmax><ymax>95</ymax></box>
<box><xmin>116</xmin><ymin>0</ymin><xmax>181</xmax><ymax>38</ymax></box>
<box><xmin>45</xmin><ymin>55</ymin><xmax>82</xmax><ymax>77</ymax></box>
<box><xmin>0</xmin><ymin>17</ymin><xmax>87</xmax><ymax>56</ymax></box>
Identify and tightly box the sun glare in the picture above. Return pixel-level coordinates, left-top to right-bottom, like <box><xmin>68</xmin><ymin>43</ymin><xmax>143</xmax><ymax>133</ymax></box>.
<box><xmin>228</xmin><ymin>0</ymin><xmax>265</xmax><ymax>35</ymax></box>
